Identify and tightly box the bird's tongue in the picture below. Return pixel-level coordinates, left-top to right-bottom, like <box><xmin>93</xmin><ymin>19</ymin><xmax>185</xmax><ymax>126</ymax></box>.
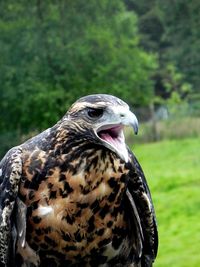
<box><xmin>99</xmin><ymin>132</ymin><xmax>123</xmax><ymax>151</ymax></box>
<box><xmin>98</xmin><ymin>126</ymin><xmax>128</xmax><ymax>161</ymax></box>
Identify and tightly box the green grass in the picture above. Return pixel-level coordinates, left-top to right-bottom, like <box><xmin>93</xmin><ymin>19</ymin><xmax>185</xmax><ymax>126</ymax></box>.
<box><xmin>133</xmin><ymin>137</ymin><xmax>200</xmax><ymax>267</ymax></box>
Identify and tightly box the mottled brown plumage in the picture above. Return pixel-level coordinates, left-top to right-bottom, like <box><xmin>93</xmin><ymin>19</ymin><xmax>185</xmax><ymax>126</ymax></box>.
<box><xmin>0</xmin><ymin>94</ymin><xmax>158</xmax><ymax>267</ymax></box>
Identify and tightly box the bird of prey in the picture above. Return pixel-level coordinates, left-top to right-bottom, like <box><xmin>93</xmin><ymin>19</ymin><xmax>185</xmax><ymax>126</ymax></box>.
<box><xmin>0</xmin><ymin>94</ymin><xmax>158</xmax><ymax>267</ymax></box>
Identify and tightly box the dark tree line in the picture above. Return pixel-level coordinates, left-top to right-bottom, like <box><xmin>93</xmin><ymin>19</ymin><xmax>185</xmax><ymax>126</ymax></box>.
<box><xmin>125</xmin><ymin>0</ymin><xmax>199</xmax><ymax>99</ymax></box>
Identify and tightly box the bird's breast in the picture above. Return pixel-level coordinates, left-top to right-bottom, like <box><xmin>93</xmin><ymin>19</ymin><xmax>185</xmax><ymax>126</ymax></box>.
<box><xmin>19</xmin><ymin>148</ymin><xmax>130</xmax><ymax>264</ymax></box>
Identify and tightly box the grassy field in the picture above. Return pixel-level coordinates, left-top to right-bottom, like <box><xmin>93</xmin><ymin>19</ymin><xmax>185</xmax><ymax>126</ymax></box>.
<box><xmin>133</xmin><ymin>137</ymin><xmax>200</xmax><ymax>267</ymax></box>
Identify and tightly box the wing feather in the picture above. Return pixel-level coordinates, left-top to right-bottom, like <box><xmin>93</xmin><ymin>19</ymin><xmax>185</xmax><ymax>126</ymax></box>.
<box><xmin>125</xmin><ymin>189</ymin><xmax>143</xmax><ymax>259</ymax></box>
<box><xmin>126</xmin><ymin>149</ymin><xmax>158</xmax><ymax>266</ymax></box>
<box><xmin>0</xmin><ymin>147</ymin><xmax>23</xmax><ymax>266</ymax></box>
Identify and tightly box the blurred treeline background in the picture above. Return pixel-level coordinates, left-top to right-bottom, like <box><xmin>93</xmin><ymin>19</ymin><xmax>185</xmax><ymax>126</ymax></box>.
<box><xmin>1</xmin><ymin>0</ymin><xmax>200</xmax><ymax>155</ymax></box>
<box><xmin>0</xmin><ymin>1</ymin><xmax>200</xmax><ymax>266</ymax></box>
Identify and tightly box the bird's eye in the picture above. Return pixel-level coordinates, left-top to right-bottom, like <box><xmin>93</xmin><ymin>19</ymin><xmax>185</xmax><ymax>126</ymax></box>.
<box><xmin>87</xmin><ymin>108</ymin><xmax>104</xmax><ymax>119</ymax></box>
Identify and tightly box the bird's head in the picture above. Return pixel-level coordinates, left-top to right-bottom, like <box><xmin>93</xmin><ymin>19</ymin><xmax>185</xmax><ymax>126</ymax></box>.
<box><xmin>65</xmin><ymin>94</ymin><xmax>138</xmax><ymax>162</ymax></box>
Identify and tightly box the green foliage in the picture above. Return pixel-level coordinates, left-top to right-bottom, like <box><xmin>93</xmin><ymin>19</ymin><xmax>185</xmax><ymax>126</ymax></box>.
<box><xmin>157</xmin><ymin>0</ymin><xmax>200</xmax><ymax>91</ymax></box>
<box><xmin>0</xmin><ymin>0</ymin><xmax>156</xmax><ymax>136</ymax></box>
<box><xmin>134</xmin><ymin>138</ymin><xmax>200</xmax><ymax>267</ymax></box>
<box><xmin>154</xmin><ymin>63</ymin><xmax>192</xmax><ymax>106</ymax></box>
<box><xmin>126</xmin><ymin>0</ymin><xmax>198</xmax><ymax>101</ymax></box>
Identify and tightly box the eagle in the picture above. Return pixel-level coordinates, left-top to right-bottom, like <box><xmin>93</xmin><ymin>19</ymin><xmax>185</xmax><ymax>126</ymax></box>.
<box><xmin>0</xmin><ymin>94</ymin><xmax>158</xmax><ymax>267</ymax></box>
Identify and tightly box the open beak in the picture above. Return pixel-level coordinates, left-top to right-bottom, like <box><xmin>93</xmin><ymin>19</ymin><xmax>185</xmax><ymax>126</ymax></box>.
<box><xmin>96</xmin><ymin>108</ymin><xmax>138</xmax><ymax>162</ymax></box>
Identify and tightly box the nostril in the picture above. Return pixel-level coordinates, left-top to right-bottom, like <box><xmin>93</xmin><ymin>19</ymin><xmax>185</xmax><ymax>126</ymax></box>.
<box><xmin>120</xmin><ymin>113</ymin><xmax>125</xmax><ymax>118</ymax></box>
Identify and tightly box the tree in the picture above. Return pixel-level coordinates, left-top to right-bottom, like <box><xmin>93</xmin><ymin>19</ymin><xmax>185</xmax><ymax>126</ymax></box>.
<box><xmin>157</xmin><ymin>0</ymin><xmax>200</xmax><ymax>92</ymax></box>
<box><xmin>126</xmin><ymin>0</ymin><xmax>198</xmax><ymax>95</ymax></box>
<box><xmin>0</xmin><ymin>0</ymin><xmax>156</xmax><ymax>156</ymax></box>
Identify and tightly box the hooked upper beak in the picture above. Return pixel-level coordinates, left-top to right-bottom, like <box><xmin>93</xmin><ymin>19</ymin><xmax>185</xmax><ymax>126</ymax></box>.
<box><xmin>119</xmin><ymin>108</ymin><xmax>139</xmax><ymax>135</ymax></box>
<box><xmin>109</xmin><ymin>105</ymin><xmax>138</xmax><ymax>135</ymax></box>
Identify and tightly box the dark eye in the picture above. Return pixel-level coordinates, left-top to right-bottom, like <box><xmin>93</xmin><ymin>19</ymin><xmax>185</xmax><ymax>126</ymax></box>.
<box><xmin>87</xmin><ymin>108</ymin><xmax>104</xmax><ymax>119</ymax></box>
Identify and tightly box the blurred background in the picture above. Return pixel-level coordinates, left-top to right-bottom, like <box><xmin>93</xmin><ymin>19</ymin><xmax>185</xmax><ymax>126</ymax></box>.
<box><xmin>0</xmin><ymin>1</ymin><xmax>199</xmax><ymax>266</ymax></box>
